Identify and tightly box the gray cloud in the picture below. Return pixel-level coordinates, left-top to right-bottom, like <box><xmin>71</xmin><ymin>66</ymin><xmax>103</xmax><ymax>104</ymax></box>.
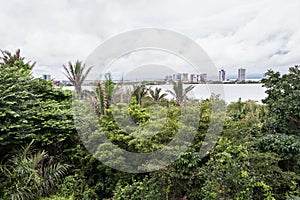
<box><xmin>0</xmin><ymin>0</ymin><xmax>299</xmax><ymax>80</ymax></box>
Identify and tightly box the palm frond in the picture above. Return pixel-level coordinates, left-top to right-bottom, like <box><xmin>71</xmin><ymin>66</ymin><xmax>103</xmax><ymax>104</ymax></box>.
<box><xmin>62</xmin><ymin>60</ymin><xmax>92</xmax><ymax>94</ymax></box>
<box><xmin>167</xmin><ymin>80</ymin><xmax>195</xmax><ymax>105</ymax></box>
<box><xmin>184</xmin><ymin>85</ymin><xmax>195</xmax><ymax>96</ymax></box>
<box><xmin>1</xmin><ymin>141</ymin><xmax>70</xmax><ymax>199</ymax></box>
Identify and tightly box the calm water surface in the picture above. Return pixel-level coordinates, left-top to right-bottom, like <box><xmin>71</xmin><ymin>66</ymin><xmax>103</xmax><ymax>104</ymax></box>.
<box><xmin>63</xmin><ymin>84</ymin><xmax>267</xmax><ymax>103</ymax></box>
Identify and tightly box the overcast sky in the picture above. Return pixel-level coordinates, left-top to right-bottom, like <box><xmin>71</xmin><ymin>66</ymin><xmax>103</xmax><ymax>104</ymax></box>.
<box><xmin>1</xmin><ymin>0</ymin><xmax>299</xmax><ymax>80</ymax></box>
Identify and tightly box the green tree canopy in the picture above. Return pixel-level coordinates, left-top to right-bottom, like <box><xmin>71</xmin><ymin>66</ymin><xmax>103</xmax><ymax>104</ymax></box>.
<box><xmin>262</xmin><ymin>66</ymin><xmax>300</xmax><ymax>135</ymax></box>
<box><xmin>0</xmin><ymin>50</ymin><xmax>75</xmax><ymax>157</ymax></box>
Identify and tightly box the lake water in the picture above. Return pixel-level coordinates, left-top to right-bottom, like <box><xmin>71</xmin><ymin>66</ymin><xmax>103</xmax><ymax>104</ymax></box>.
<box><xmin>62</xmin><ymin>84</ymin><xmax>267</xmax><ymax>103</ymax></box>
<box><xmin>189</xmin><ymin>84</ymin><xmax>266</xmax><ymax>103</ymax></box>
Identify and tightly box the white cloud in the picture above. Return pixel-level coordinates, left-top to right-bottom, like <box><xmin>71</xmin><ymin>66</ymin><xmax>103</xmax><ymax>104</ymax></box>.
<box><xmin>0</xmin><ymin>0</ymin><xmax>299</xmax><ymax>79</ymax></box>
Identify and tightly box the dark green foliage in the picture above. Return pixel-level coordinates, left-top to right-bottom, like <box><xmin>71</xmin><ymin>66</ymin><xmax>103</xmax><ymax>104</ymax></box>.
<box><xmin>1</xmin><ymin>50</ymin><xmax>299</xmax><ymax>199</ymax></box>
<box><xmin>0</xmin><ymin>50</ymin><xmax>75</xmax><ymax>158</ymax></box>
<box><xmin>262</xmin><ymin>66</ymin><xmax>300</xmax><ymax>135</ymax></box>
<box><xmin>128</xmin><ymin>98</ymin><xmax>150</xmax><ymax>125</ymax></box>
<box><xmin>57</xmin><ymin>144</ymin><xmax>139</xmax><ymax>200</ymax></box>
<box><xmin>1</xmin><ymin>49</ymin><xmax>35</xmax><ymax>69</ymax></box>
<box><xmin>201</xmin><ymin>137</ymin><xmax>298</xmax><ymax>200</ymax></box>
<box><xmin>0</xmin><ymin>141</ymin><xmax>69</xmax><ymax>200</ymax></box>
<box><xmin>113</xmin><ymin>176</ymin><xmax>162</xmax><ymax>200</ymax></box>
<box><xmin>257</xmin><ymin>134</ymin><xmax>300</xmax><ymax>172</ymax></box>
<box><xmin>259</xmin><ymin>66</ymin><xmax>300</xmax><ymax>175</ymax></box>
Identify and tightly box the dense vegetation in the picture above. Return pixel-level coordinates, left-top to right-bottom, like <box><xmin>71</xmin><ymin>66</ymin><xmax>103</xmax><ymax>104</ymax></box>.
<box><xmin>0</xmin><ymin>50</ymin><xmax>299</xmax><ymax>199</ymax></box>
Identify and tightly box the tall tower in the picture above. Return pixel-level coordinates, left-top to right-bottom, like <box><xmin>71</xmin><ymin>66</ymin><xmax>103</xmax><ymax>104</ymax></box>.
<box><xmin>182</xmin><ymin>73</ymin><xmax>188</xmax><ymax>82</ymax></box>
<box><xmin>219</xmin><ymin>69</ymin><xmax>226</xmax><ymax>82</ymax></box>
<box><xmin>238</xmin><ymin>68</ymin><xmax>246</xmax><ymax>82</ymax></box>
<box><xmin>200</xmin><ymin>73</ymin><xmax>207</xmax><ymax>83</ymax></box>
<box><xmin>42</xmin><ymin>74</ymin><xmax>51</xmax><ymax>81</ymax></box>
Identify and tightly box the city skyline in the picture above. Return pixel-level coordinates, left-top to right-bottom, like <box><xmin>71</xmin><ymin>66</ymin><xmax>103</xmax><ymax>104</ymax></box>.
<box><xmin>42</xmin><ymin>66</ymin><xmax>255</xmax><ymax>82</ymax></box>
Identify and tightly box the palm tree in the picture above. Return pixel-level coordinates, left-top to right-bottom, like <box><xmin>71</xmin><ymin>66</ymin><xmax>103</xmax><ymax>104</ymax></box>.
<box><xmin>0</xmin><ymin>141</ymin><xmax>69</xmax><ymax>199</ymax></box>
<box><xmin>132</xmin><ymin>84</ymin><xmax>148</xmax><ymax>105</ymax></box>
<box><xmin>92</xmin><ymin>81</ymin><xmax>108</xmax><ymax>116</ymax></box>
<box><xmin>90</xmin><ymin>73</ymin><xmax>115</xmax><ymax>116</ymax></box>
<box><xmin>0</xmin><ymin>49</ymin><xmax>35</xmax><ymax>69</ymax></box>
<box><xmin>63</xmin><ymin>60</ymin><xmax>92</xmax><ymax>94</ymax></box>
<box><xmin>167</xmin><ymin>80</ymin><xmax>195</xmax><ymax>105</ymax></box>
<box><xmin>103</xmin><ymin>73</ymin><xmax>115</xmax><ymax>108</ymax></box>
<box><xmin>149</xmin><ymin>87</ymin><xmax>167</xmax><ymax>102</ymax></box>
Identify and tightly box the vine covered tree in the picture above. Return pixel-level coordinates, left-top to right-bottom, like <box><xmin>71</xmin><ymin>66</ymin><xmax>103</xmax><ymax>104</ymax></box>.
<box><xmin>262</xmin><ymin>65</ymin><xmax>300</xmax><ymax>135</ymax></box>
<box><xmin>0</xmin><ymin>49</ymin><xmax>75</xmax><ymax>158</ymax></box>
<box><xmin>259</xmin><ymin>66</ymin><xmax>300</xmax><ymax>172</ymax></box>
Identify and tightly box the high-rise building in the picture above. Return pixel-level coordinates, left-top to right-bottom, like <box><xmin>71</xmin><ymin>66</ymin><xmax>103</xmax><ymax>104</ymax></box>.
<box><xmin>42</xmin><ymin>74</ymin><xmax>51</xmax><ymax>80</ymax></box>
<box><xmin>182</xmin><ymin>73</ymin><xmax>188</xmax><ymax>82</ymax></box>
<box><xmin>172</xmin><ymin>74</ymin><xmax>176</xmax><ymax>80</ymax></box>
<box><xmin>219</xmin><ymin>69</ymin><xmax>226</xmax><ymax>82</ymax></box>
<box><xmin>175</xmin><ymin>73</ymin><xmax>182</xmax><ymax>80</ymax></box>
<box><xmin>238</xmin><ymin>68</ymin><xmax>246</xmax><ymax>82</ymax></box>
<box><xmin>199</xmin><ymin>73</ymin><xmax>207</xmax><ymax>83</ymax></box>
<box><xmin>165</xmin><ymin>75</ymin><xmax>172</xmax><ymax>82</ymax></box>
<box><xmin>190</xmin><ymin>74</ymin><xmax>197</xmax><ymax>83</ymax></box>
